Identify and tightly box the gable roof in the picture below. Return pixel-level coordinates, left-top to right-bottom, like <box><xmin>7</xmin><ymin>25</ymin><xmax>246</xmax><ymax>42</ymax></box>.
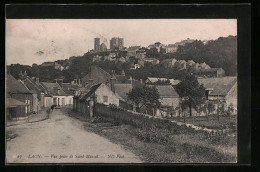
<box><xmin>6</xmin><ymin>74</ymin><xmax>34</xmax><ymax>94</ymax></box>
<box><xmin>80</xmin><ymin>83</ymin><xmax>102</xmax><ymax>101</ymax></box>
<box><xmin>41</xmin><ymin>82</ymin><xmax>69</xmax><ymax>96</ymax></box>
<box><xmin>7</xmin><ymin>98</ymin><xmax>28</xmax><ymax>108</ymax></box>
<box><xmin>62</xmin><ymin>83</ymin><xmax>79</xmax><ymax>95</ymax></box>
<box><xmin>154</xmin><ymin>85</ymin><xmax>179</xmax><ymax>98</ymax></box>
<box><xmin>198</xmin><ymin>77</ymin><xmax>237</xmax><ymax>96</ymax></box>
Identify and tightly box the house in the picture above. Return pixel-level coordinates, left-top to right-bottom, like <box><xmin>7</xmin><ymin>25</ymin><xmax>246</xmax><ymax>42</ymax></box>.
<box><xmin>136</xmin><ymin>50</ymin><xmax>146</xmax><ymax>59</ymax></box>
<box><xmin>149</xmin><ymin>85</ymin><xmax>180</xmax><ymax>109</ymax></box>
<box><xmin>198</xmin><ymin>76</ymin><xmax>237</xmax><ymax>114</ymax></box>
<box><xmin>165</xmin><ymin>44</ymin><xmax>178</xmax><ymax>53</ymax></box>
<box><xmin>148</xmin><ymin>42</ymin><xmax>166</xmax><ymax>52</ymax></box>
<box><xmin>160</xmin><ymin>58</ymin><xmax>177</xmax><ymax>68</ymax></box>
<box><xmin>18</xmin><ymin>74</ymin><xmax>54</xmax><ymax>111</ymax></box>
<box><xmin>41</xmin><ymin>62</ymin><xmax>61</xmax><ymax>70</ymax></box>
<box><xmin>194</xmin><ymin>68</ymin><xmax>225</xmax><ymax>77</ymax></box>
<box><xmin>174</xmin><ymin>60</ymin><xmax>187</xmax><ymax>70</ymax></box>
<box><xmin>6</xmin><ymin>73</ymin><xmax>37</xmax><ymax>118</ymax></box>
<box><xmin>6</xmin><ymin>97</ymin><xmax>28</xmax><ymax>120</ymax></box>
<box><xmin>81</xmin><ymin>66</ymin><xmax>132</xmax><ymax>88</ymax></box>
<box><xmin>81</xmin><ymin>66</ymin><xmax>113</xmax><ymax>88</ymax></box>
<box><xmin>61</xmin><ymin>83</ymin><xmax>80</xmax><ymax>95</ymax></box>
<box><xmin>145</xmin><ymin>77</ymin><xmax>180</xmax><ymax>86</ymax></box>
<box><xmin>41</xmin><ymin>82</ymin><xmax>73</xmax><ymax>106</ymax></box>
<box><xmin>143</xmin><ymin>58</ymin><xmax>160</xmax><ymax>65</ymax></box>
<box><xmin>92</xmin><ymin>55</ymin><xmax>102</xmax><ymax>62</ymax></box>
<box><xmin>130</xmin><ymin>63</ymin><xmax>141</xmax><ymax>70</ymax></box>
<box><xmin>127</xmin><ymin>46</ymin><xmax>140</xmax><ymax>57</ymax></box>
<box><xmin>73</xmin><ymin>83</ymin><xmax>124</xmax><ymax>115</ymax></box>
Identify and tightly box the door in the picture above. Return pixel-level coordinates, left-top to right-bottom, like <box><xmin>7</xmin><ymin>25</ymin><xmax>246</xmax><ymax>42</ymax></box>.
<box><xmin>53</xmin><ymin>98</ymin><xmax>57</xmax><ymax>105</ymax></box>
<box><xmin>62</xmin><ymin>98</ymin><xmax>65</xmax><ymax>106</ymax></box>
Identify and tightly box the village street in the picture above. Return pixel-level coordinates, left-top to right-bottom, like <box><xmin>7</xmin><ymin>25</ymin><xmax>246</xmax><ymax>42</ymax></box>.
<box><xmin>6</xmin><ymin>108</ymin><xmax>142</xmax><ymax>163</ymax></box>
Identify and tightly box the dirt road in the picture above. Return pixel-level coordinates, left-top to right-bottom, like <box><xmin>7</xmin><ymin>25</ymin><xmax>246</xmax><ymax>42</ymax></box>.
<box><xmin>6</xmin><ymin>109</ymin><xmax>142</xmax><ymax>163</ymax></box>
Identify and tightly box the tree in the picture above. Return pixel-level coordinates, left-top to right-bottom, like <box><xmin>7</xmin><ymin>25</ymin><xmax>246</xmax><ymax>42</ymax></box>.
<box><xmin>127</xmin><ymin>85</ymin><xmax>161</xmax><ymax>114</ymax></box>
<box><xmin>176</xmin><ymin>73</ymin><xmax>206</xmax><ymax>116</ymax></box>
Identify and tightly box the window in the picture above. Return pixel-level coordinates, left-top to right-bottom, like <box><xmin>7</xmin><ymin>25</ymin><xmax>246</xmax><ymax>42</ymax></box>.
<box><xmin>103</xmin><ymin>96</ymin><xmax>108</xmax><ymax>103</ymax></box>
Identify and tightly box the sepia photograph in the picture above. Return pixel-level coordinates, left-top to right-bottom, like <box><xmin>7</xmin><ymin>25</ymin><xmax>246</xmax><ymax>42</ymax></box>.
<box><xmin>6</xmin><ymin>19</ymin><xmax>238</xmax><ymax>164</ymax></box>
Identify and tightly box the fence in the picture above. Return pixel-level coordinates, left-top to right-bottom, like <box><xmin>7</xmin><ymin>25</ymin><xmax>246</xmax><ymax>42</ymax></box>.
<box><xmin>93</xmin><ymin>103</ymin><xmax>235</xmax><ymax>135</ymax></box>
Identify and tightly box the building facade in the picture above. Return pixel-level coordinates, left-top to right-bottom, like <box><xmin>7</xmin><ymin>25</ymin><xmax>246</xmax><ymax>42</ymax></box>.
<box><xmin>110</xmin><ymin>37</ymin><xmax>124</xmax><ymax>51</ymax></box>
<box><xmin>94</xmin><ymin>38</ymin><xmax>100</xmax><ymax>52</ymax></box>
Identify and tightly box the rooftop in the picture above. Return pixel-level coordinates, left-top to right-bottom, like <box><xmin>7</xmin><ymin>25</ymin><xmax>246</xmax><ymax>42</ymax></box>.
<box><xmin>198</xmin><ymin>76</ymin><xmax>237</xmax><ymax>96</ymax></box>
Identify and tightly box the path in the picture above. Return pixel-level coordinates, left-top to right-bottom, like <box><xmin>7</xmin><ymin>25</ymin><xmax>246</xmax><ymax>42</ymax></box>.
<box><xmin>6</xmin><ymin>108</ymin><xmax>142</xmax><ymax>163</ymax></box>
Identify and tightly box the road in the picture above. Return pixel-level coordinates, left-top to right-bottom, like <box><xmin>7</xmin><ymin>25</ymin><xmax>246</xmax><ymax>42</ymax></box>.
<box><xmin>6</xmin><ymin>108</ymin><xmax>142</xmax><ymax>163</ymax></box>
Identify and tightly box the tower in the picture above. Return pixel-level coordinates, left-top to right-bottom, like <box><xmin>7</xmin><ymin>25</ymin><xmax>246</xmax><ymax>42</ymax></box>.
<box><xmin>94</xmin><ymin>38</ymin><xmax>100</xmax><ymax>52</ymax></box>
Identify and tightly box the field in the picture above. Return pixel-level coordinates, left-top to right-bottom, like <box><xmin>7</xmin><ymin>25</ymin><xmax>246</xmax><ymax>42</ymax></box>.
<box><xmin>168</xmin><ymin>115</ymin><xmax>237</xmax><ymax>130</ymax></box>
<box><xmin>64</xmin><ymin>107</ymin><xmax>237</xmax><ymax>163</ymax></box>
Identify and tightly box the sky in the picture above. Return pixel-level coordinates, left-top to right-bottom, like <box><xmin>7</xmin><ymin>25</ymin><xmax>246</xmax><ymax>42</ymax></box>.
<box><xmin>6</xmin><ymin>19</ymin><xmax>237</xmax><ymax>66</ymax></box>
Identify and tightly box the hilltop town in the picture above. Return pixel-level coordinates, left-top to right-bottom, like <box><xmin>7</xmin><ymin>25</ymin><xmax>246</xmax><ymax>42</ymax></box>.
<box><xmin>6</xmin><ymin>35</ymin><xmax>237</xmax><ymax>163</ymax></box>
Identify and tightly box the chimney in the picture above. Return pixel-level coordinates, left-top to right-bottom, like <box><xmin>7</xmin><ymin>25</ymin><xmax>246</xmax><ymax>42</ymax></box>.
<box><xmin>140</xmin><ymin>79</ymin><xmax>143</xmax><ymax>84</ymax></box>
<box><xmin>24</xmin><ymin>70</ymin><xmax>27</xmax><ymax>77</ymax></box>
<box><xmin>36</xmin><ymin>77</ymin><xmax>39</xmax><ymax>84</ymax></box>
<box><xmin>110</xmin><ymin>77</ymin><xmax>116</xmax><ymax>93</ymax></box>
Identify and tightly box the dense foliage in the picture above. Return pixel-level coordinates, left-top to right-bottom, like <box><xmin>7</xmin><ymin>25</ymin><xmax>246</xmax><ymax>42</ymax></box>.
<box><xmin>127</xmin><ymin>85</ymin><xmax>161</xmax><ymax>113</ymax></box>
<box><xmin>7</xmin><ymin>35</ymin><xmax>236</xmax><ymax>82</ymax></box>
<box><xmin>176</xmin><ymin>73</ymin><xmax>206</xmax><ymax>116</ymax></box>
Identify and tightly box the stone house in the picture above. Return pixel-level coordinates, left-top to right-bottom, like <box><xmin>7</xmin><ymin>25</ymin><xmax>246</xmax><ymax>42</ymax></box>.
<box><xmin>154</xmin><ymin>85</ymin><xmax>180</xmax><ymax>109</ymax></box>
<box><xmin>198</xmin><ymin>76</ymin><xmax>237</xmax><ymax>114</ymax></box>
<box><xmin>6</xmin><ymin>74</ymin><xmax>38</xmax><ymax>118</ymax></box>
<box><xmin>73</xmin><ymin>83</ymin><xmax>124</xmax><ymax>116</ymax></box>
<box><xmin>41</xmin><ymin>82</ymin><xmax>73</xmax><ymax>106</ymax></box>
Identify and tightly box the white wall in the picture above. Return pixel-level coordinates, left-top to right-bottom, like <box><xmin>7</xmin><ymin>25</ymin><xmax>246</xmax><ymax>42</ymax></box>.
<box><xmin>95</xmin><ymin>84</ymin><xmax>119</xmax><ymax>106</ymax></box>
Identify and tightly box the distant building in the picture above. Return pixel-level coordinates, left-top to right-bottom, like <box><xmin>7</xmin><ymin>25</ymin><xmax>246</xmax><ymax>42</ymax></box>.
<box><xmin>194</xmin><ymin>68</ymin><xmax>225</xmax><ymax>78</ymax></box>
<box><xmin>110</xmin><ymin>37</ymin><xmax>124</xmax><ymax>51</ymax></box>
<box><xmin>160</xmin><ymin>58</ymin><xmax>177</xmax><ymax>68</ymax></box>
<box><xmin>94</xmin><ymin>38</ymin><xmax>100</xmax><ymax>52</ymax></box>
<box><xmin>127</xmin><ymin>46</ymin><xmax>140</xmax><ymax>57</ymax></box>
<box><xmin>165</xmin><ymin>44</ymin><xmax>178</xmax><ymax>53</ymax></box>
<box><xmin>100</xmin><ymin>43</ymin><xmax>107</xmax><ymax>52</ymax></box>
<box><xmin>148</xmin><ymin>42</ymin><xmax>165</xmax><ymax>52</ymax></box>
<box><xmin>41</xmin><ymin>62</ymin><xmax>61</xmax><ymax>70</ymax></box>
<box><xmin>142</xmin><ymin>58</ymin><xmax>160</xmax><ymax>65</ymax></box>
<box><xmin>174</xmin><ymin>60</ymin><xmax>187</xmax><ymax>70</ymax></box>
<box><xmin>145</xmin><ymin>77</ymin><xmax>180</xmax><ymax>86</ymax></box>
<box><xmin>175</xmin><ymin>38</ymin><xmax>196</xmax><ymax>46</ymax></box>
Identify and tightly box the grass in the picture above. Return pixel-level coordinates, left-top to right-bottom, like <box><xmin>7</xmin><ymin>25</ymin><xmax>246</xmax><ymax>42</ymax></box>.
<box><xmin>169</xmin><ymin>115</ymin><xmax>237</xmax><ymax>130</ymax></box>
<box><xmin>65</xmin><ymin>108</ymin><xmax>237</xmax><ymax>163</ymax></box>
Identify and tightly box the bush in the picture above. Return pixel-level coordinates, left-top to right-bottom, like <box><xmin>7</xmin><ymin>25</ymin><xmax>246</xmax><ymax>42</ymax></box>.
<box><xmin>137</xmin><ymin>127</ymin><xmax>170</xmax><ymax>144</ymax></box>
